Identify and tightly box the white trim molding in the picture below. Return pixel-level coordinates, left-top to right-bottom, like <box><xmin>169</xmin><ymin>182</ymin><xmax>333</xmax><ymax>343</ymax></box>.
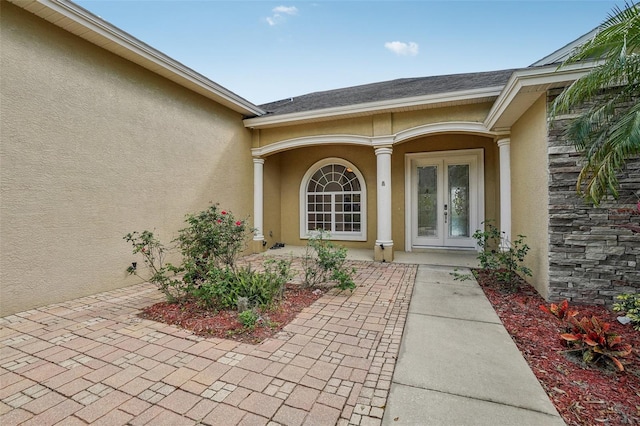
<box><xmin>251</xmin><ymin>135</ymin><xmax>371</xmax><ymax>157</ymax></box>
<box><xmin>394</xmin><ymin>121</ymin><xmax>497</xmax><ymax>144</ymax></box>
<box><xmin>251</xmin><ymin>121</ymin><xmax>497</xmax><ymax>158</ymax></box>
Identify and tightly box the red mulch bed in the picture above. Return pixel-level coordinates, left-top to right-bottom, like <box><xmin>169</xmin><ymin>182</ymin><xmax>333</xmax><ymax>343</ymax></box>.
<box><xmin>476</xmin><ymin>270</ymin><xmax>640</xmax><ymax>426</ymax></box>
<box><xmin>138</xmin><ymin>284</ymin><xmax>322</xmax><ymax>344</ymax></box>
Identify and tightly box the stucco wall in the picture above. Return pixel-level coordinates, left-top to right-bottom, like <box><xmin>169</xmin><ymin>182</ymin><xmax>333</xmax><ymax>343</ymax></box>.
<box><xmin>0</xmin><ymin>4</ymin><xmax>253</xmax><ymax>316</ymax></box>
<box><xmin>510</xmin><ymin>95</ymin><xmax>550</xmax><ymax>298</ymax></box>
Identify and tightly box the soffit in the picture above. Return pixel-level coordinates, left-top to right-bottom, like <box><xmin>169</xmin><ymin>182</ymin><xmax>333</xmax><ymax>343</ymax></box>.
<box><xmin>10</xmin><ymin>0</ymin><xmax>265</xmax><ymax>117</ymax></box>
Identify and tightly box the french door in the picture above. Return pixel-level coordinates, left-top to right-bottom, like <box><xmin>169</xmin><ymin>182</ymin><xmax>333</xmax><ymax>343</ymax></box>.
<box><xmin>406</xmin><ymin>150</ymin><xmax>484</xmax><ymax>249</ymax></box>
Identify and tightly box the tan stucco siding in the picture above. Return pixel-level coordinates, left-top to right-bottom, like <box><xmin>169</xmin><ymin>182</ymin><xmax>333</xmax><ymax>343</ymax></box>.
<box><xmin>275</xmin><ymin>146</ymin><xmax>377</xmax><ymax>248</ymax></box>
<box><xmin>0</xmin><ymin>3</ymin><xmax>253</xmax><ymax>316</ymax></box>
<box><xmin>263</xmin><ymin>155</ymin><xmax>283</xmax><ymax>247</ymax></box>
<box><xmin>511</xmin><ymin>95</ymin><xmax>550</xmax><ymax>298</ymax></box>
<box><xmin>391</xmin><ymin>103</ymin><xmax>494</xmax><ymax>134</ymax></box>
<box><xmin>258</xmin><ymin>117</ymin><xmax>374</xmax><ymax>146</ymax></box>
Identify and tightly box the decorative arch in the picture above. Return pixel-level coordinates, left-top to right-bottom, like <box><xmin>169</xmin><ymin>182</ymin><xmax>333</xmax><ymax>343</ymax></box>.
<box><xmin>251</xmin><ymin>135</ymin><xmax>371</xmax><ymax>158</ymax></box>
<box><xmin>393</xmin><ymin>121</ymin><xmax>497</xmax><ymax>146</ymax></box>
<box><xmin>299</xmin><ymin>158</ymin><xmax>367</xmax><ymax>241</ymax></box>
<box><xmin>251</xmin><ymin>122</ymin><xmax>497</xmax><ymax>157</ymax></box>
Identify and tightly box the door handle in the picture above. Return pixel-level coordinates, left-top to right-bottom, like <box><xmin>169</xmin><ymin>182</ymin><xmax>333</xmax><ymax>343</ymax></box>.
<box><xmin>444</xmin><ymin>204</ymin><xmax>448</xmax><ymax>224</ymax></box>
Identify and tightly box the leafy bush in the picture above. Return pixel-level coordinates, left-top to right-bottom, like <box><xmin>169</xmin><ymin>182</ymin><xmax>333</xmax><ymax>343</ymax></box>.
<box><xmin>126</xmin><ymin>204</ymin><xmax>291</xmax><ymax>309</ymax></box>
<box><xmin>302</xmin><ymin>230</ymin><xmax>356</xmax><ymax>291</ymax></box>
<box><xmin>472</xmin><ymin>221</ymin><xmax>532</xmax><ymax>288</ymax></box>
<box><xmin>175</xmin><ymin>205</ymin><xmax>252</xmax><ymax>284</ymax></box>
<box><xmin>186</xmin><ymin>259</ymin><xmax>291</xmax><ymax>310</ymax></box>
<box><xmin>238</xmin><ymin>309</ymin><xmax>259</xmax><ymax>329</ymax></box>
<box><xmin>613</xmin><ymin>293</ymin><xmax>640</xmax><ymax>330</ymax></box>
<box><xmin>451</xmin><ymin>221</ymin><xmax>532</xmax><ymax>289</ymax></box>
<box><xmin>540</xmin><ymin>299</ymin><xmax>633</xmax><ymax>371</ymax></box>
<box><xmin>123</xmin><ymin>231</ymin><xmax>185</xmax><ymax>302</ymax></box>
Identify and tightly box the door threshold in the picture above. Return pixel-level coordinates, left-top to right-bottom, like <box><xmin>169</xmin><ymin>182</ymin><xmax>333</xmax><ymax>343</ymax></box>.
<box><xmin>410</xmin><ymin>246</ymin><xmax>478</xmax><ymax>252</ymax></box>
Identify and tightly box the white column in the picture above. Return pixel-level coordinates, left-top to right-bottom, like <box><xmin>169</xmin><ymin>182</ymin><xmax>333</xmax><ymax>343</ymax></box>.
<box><xmin>375</xmin><ymin>147</ymin><xmax>393</xmax><ymax>248</ymax></box>
<box><xmin>253</xmin><ymin>158</ymin><xmax>265</xmax><ymax>241</ymax></box>
<box><xmin>497</xmin><ymin>138</ymin><xmax>511</xmax><ymax>249</ymax></box>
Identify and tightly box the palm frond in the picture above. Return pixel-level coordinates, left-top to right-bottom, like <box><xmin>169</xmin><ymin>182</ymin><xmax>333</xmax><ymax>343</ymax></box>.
<box><xmin>549</xmin><ymin>1</ymin><xmax>640</xmax><ymax>204</ymax></box>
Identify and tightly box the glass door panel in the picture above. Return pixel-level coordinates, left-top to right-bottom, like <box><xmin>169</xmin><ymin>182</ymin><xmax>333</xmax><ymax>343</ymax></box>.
<box><xmin>447</xmin><ymin>164</ymin><xmax>470</xmax><ymax>238</ymax></box>
<box><xmin>417</xmin><ymin>165</ymin><xmax>438</xmax><ymax>237</ymax></box>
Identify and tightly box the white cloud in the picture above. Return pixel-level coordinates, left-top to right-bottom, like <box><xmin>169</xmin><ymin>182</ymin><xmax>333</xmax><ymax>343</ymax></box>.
<box><xmin>384</xmin><ymin>41</ymin><xmax>419</xmax><ymax>56</ymax></box>
<box><xmin>273</xmin><ymin>6</ymin><xmax>298</xmax><ymax>15</ymax></box>
<box><xmin>266</xmin><ymin>5</ymin><xmax>298</xmax><ymax>26</ymax></box>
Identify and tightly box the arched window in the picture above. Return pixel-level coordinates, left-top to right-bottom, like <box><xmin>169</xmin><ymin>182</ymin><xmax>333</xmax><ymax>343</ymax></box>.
<box><xmin>300</xmin><ymin>159</ymin><xmax>366</xmax><ymax>241</ymax></box>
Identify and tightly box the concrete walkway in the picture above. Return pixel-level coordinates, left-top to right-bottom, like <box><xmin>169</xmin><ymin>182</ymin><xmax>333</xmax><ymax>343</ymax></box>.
<box><xmin>382</xmin><ymin>265</ymin><xmax>565</xmax><ymax>425</ymax></box>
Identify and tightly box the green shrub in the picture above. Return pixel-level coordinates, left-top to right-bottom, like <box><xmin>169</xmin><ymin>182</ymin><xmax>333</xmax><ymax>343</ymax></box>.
<box><xmin>175</xmin><ymin>205</ymin><xmax>252</xmax><ymax>285</ymax></box>
<box><xmin>613</xmin><ymin>293</ymin><xmax>640</xmax><ymax>330</ymax></box>
<box><xmin>302</xmin><ymin>230</ymin><xmax>356</xmax><ymax>292</ymax></box>
<box><xmin>238</xmin><ymin>310</ymin><xmax>259</xmax><ymax>330</ymax></box>
<box><xmin>123</xmin><ymin>231</ymin><xmax>185</xmax><ymax>302</ymax></box>
<box><xmin>456</xmin><ymin>221</ymin><xmax>532</xmax><ymax>289</ymax></box>
<box><xmin>187</xmin><ymin>259</ymin><xmax>291</xmax><ymax>310</ymax></box>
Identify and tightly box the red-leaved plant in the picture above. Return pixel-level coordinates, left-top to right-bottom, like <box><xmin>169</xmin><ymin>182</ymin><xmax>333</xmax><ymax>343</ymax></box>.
<box><xmin>561</xmin><ymin>316</ymin><xmax>633</xmax><ymax>371</ymax></box>
<box><xmin>540</xmin><ymin>300</ymin><xmax>633</xmax><ymax>371</ymax></box>
<box><xmin>539</xmin><ymin>300</ymin><xmax>578</xmax><ymax>322</ymax></box>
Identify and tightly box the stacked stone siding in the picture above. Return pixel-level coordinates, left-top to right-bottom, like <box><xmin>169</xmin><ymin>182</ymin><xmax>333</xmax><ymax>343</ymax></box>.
<box><xmin>547</xmin><ymin>89</ymin><xmax>640</xmax><ymax>305</ymax></box>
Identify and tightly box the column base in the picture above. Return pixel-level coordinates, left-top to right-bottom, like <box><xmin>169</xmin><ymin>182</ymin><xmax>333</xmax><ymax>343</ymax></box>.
<box><xmin>251</xmin><ymin>238</ymin><xmax>266</xmax><ymax>254</ymax></box>
<box><xmin>374</xmin><ymin>242</ymin><xmax>394</xmax><ymax>262</ymax></box>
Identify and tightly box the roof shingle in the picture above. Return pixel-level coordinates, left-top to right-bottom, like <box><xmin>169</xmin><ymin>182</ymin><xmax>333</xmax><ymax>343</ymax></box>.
<box><xmin>258</xmin><ymin>68</ymin><xmax>519</xmax><ymax>116</ymax></box>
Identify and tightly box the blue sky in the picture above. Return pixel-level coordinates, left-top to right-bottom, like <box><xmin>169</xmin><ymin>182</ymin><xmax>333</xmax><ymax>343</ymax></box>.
<box><xmin>75</xmin><ymin>0</ymin><xmax>621</xmax><ymax>105</ymax></box>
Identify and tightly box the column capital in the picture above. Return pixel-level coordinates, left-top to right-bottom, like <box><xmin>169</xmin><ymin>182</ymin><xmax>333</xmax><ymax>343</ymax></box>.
<box><xmin>253</xmin><ymin>157</ymin><xmax>265</xmax><ymax>164</ymax></box>
<box><xmin>372</xmin><ymin>136</ymin><xmax>394</xmax><ymax>147</ymax></box>
<box><xmin>374</xmin><ymin>146</ymin><xmax>393</xmax><ymax>156</ymax></box>
<box><xmin>497</xmin><ymin>138</ymin><xmax>511</xmax><ymax>147</ymax></box>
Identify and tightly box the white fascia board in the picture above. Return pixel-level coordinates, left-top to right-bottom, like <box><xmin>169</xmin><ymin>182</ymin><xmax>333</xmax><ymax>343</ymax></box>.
<box><xmin>244</xmin><ymin>86</ymin><xmax>503</xmax><ymax>129</ymax></box>
<box><xmin>484</xmin><ymin>63</ymin><xmax>594</xmax><ymax>130</ymax></box>
<box><xmin>16</xmin><ymin>0</ymin><xmax>265</xmax><ymax>116</ymax></box>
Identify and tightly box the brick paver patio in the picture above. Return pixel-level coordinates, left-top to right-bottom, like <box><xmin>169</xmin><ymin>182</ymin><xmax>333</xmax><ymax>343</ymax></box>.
<box><xmin>0</xmin><ymin>257</ymin><xmax>416</xmax><ymax>425</ymax></box>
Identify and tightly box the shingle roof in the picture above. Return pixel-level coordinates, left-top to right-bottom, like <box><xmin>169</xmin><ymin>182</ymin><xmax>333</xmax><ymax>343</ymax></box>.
<box><xmin>258</xmin><ymin>69</ymin><xmax>519</xmax><ymax>116</ymax></box>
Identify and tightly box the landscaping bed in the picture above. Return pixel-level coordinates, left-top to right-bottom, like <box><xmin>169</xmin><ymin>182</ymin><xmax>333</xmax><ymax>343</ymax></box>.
<box><xmin>138</xmin><ymin>283</ymin><xmax>323</xmax><ymax>344</ymax></box>
<box><xmin>476</xmin><ymin>270</ymin><xmax>640</xmax><ymax>426</ymax></box>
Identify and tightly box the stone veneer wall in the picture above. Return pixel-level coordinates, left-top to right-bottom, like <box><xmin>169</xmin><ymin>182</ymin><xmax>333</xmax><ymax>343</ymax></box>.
<box><xmin>547</xmin><ymin>89</ymin><xmax>640</xmax><ymax>305</ymax></box>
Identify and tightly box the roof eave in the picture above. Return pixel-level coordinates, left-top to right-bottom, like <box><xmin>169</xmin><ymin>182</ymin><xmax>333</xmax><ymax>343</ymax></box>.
<box><xmin>243</xmin><ymin>86</ymin><xmax>504</xmax><ymax>129</ymax></box>
<box><xmin>484</xmin><ymin>63</ymin><xmax>595</xmax><ymax>131</ymax></box>
<box><xmin>11</xmin><ymin>0</ymin><xmax>265</xmax><ymax>116</ymax></box>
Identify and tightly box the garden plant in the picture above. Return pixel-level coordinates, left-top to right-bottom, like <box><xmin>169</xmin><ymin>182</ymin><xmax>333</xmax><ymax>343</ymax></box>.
<box><xmin>452</xmin><ymin>221</ymin><xmax>532</xmax><ymax>289</ymax></box>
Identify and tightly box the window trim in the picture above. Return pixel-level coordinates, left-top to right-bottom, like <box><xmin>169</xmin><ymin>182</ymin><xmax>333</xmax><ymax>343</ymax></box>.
<box><xmin>299</xmin><ymin>158</ymin><xmax>367</xmax><ymax>241</ymax></box>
